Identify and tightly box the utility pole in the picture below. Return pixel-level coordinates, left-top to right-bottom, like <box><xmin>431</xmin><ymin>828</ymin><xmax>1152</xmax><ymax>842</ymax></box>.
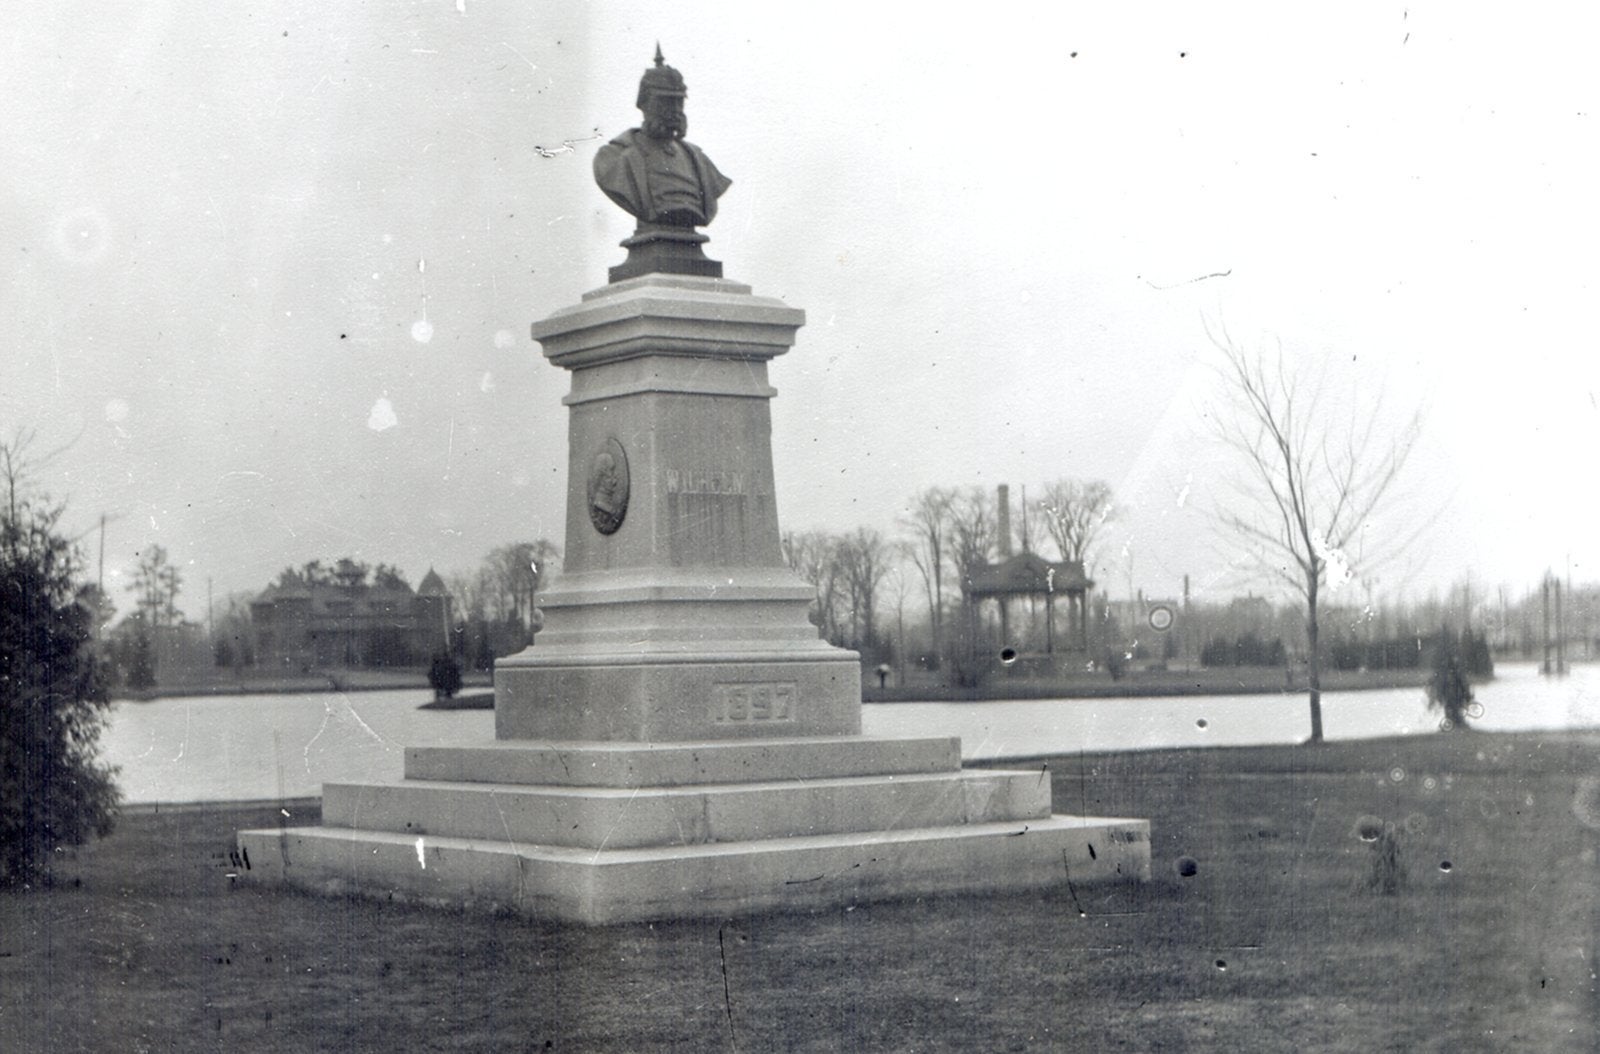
<box><xmin>1542</xmin><ymin>572</ymin><xmax>1568</xmax><ymax>677</ymax></box>
<box><xmin>1557</xmin><ymin>565</ymin><xmax>1568</xmax><ymax>675</ymax></box>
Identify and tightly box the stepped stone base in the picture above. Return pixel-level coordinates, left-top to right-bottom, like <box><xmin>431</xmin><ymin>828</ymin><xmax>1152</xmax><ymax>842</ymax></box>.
<box><xmin>237</xmin><ymin>736</ymin><xmax>1150</xmax><ymax>924</ymax></box>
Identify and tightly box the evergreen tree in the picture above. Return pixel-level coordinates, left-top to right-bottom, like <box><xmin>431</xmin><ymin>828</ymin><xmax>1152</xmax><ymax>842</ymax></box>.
<box><xmin>126</xmin><ymin>622</ymin><xmax>157</xmax><ymax>690</ymax></box>
<box><xmin>1</xmin><ymin>441</ymin><xmax>120</xmax><ymax>886</ymax></box>
<box><xmin>428</xmin><ymin>651</ymin><xmax>463</xmax><ymax>700</ymax></box>
<box><xmin>1426</xmin><ymin>626</ymin><xmax>1476</xmax><ymax>731</ymax></box>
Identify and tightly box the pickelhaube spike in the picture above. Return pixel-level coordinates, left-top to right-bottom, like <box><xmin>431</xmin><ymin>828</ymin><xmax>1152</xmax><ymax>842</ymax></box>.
<box><xmin>636</xmin><ymin>44</ymin><xmax>686</xmax><ymax>106</ymax></box>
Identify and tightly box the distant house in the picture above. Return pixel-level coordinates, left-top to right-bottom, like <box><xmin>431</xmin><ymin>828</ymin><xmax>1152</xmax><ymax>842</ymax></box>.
<box><xmin>251</xmin><ymin>568</ymin><xmax>452</xmax><ymax>669</ymax></box>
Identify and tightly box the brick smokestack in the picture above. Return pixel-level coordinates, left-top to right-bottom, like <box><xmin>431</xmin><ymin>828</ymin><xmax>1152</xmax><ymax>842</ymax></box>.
<box><xmin>997</xmin><ymin>484</ymin><xmax>1012</xmax><ymax>558</ymax></box>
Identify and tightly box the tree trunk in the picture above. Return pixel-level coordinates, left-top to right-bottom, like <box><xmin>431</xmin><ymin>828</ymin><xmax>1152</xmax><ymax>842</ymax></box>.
<box><xmin>1306</xmin><ymin>575</ymin><xmax>1325</xmax><ymax>744</ymax></box>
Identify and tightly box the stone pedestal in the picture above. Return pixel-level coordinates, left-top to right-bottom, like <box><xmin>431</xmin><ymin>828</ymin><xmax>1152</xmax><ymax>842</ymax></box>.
<box><xmin>237</xmin><ymin>273</ymin><xmax>1150</xmax><ymax>923</ymax></box>
<box><xmin>496</xmin><ymin>274</ymin><xmax>862</xmax><ymax>742</ymax></box>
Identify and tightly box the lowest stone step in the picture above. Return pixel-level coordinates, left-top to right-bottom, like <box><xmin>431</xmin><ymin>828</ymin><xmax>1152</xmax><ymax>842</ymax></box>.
<box><xmin>237</xmin><ymin>813</ymin><xmax>1150</xmax><ymax>925</ymax></box>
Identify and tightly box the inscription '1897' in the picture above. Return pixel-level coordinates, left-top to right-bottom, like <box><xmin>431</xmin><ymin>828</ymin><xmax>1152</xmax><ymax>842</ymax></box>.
<box><xmin>711</xmin><ymin>682</ymin><xmax>795</xmax><ymax>723</ymax></box>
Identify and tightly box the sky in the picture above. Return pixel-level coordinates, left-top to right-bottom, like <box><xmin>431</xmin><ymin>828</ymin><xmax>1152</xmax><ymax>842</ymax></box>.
<box><xmin>3</xmin><ymin>2</ymin><xmax>1596</xmax><ymax>624</ymax></box>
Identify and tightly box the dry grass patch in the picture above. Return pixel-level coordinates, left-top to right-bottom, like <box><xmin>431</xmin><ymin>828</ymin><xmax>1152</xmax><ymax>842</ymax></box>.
<box><xmin>3</xmin><ymin>732</ymin><xmax>1598</xmax><ymax>1052</ymax></box>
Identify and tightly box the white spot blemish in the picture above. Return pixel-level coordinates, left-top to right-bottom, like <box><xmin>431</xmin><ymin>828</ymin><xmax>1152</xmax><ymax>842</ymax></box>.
<box><xmin>493</xmin><ymin>329</ymin><xmax>516</xmax><ymax>349</ymax></box>
<box><xmin>479</xmin><ymin>372</ymin><xmax>495</xmax><ymax>393</ymax></box>
<box><xmin>415</xmin><ymin>837</ymin><xmax>426</xmax><ymax>869</ymax></box>
<box><xmin>104</xmin><ymin>399</ymin><xmax>129</xmax><ymax>423</ymax></box>
<box><xmin>1312</xmin><ymin>533</ymin><xmax>1353</xmax><ymax>587</ymax></box>
<box><xmin>411</xmin><ymin>319</ymin><xmax>434</xmax><ymax>343</ymax></box>
<box><xmin>54</xmin><ymin>206</ymin><xmax>111</xmax><ymax>264</ymax></box>
<box><xmin>368</xmin><ymin>396</ymin><xmax>399</xmax><ymax>432</ymax></box>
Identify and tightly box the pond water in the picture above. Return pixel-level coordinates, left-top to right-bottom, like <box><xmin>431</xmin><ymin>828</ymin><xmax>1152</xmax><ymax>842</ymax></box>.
<box><xmin>101</xmin><ymin>662</ymin><xmax>1598</xmax><ymax>804</ymax></box>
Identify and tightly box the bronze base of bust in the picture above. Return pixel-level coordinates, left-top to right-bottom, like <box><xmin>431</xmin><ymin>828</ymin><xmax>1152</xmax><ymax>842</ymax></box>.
<box><xmin>609</xmin><ymin>225</ymin><xmax>723</xmax><ymax>282</ymax></box>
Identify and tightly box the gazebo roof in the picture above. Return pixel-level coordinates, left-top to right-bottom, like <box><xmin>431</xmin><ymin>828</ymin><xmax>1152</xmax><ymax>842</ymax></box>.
<box><xmin>964</xmin><ymin>550</ymin><xmax>1093</xmax><ymax>598</ymax></box>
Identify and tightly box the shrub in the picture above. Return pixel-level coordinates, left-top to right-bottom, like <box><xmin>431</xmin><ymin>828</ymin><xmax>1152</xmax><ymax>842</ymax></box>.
<box><xmin>428</xmin><ymin>651</ymin><xmax>464</xmax><ymax>700</ymax></box>
<box><xmin>1</xmin><ymin>473</ymin><xmax>120</xmax><ymax>887</ymax></box>
<box><xmin>1426</xmin><ymin>625</ymin><xmax>1476</xmax><ymax>731</ymax></box>
<box><xmin>1356</xmin><ymin>821</ymin><xmax>1407</xmax><ymax>895</ymax></box>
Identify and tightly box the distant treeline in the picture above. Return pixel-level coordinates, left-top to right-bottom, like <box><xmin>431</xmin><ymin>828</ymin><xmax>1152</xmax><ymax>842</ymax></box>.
<box><xmin>1199</xmin><ymin>633</ymin><xmax>1287</xmax><ymax>669</ymax></box>
<box><xmin>1201</xmin><ymin>628</ymin><xmax>1494</xmax><ymax>677</ymax></box>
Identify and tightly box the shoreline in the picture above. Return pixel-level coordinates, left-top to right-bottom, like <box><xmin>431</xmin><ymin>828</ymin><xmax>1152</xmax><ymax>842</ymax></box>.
<box><xmin>112</xmin><ymin>671</ymin><xmax>493</xmax><ymax>703</ymax></box>
<box><xmin>115</xmin><ymin>665</ymin><xmax>1462</xmax><ymax>706</ymax></box>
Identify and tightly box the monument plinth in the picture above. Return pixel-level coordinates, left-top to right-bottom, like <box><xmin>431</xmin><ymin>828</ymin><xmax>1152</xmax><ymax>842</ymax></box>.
<box><xmin>496</xmin><ymin>274</ymin><xmax>861</xmax><ymax>742</ymax></box>
<box><xmin>237</xmin><ymin>48</ymin><xmax>1149</xmax><ymax>923</ymax></box>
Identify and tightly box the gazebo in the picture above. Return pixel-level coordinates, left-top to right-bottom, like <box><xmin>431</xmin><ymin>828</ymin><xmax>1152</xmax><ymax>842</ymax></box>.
<box><xmin>963</xmin><ymin>549</ymin><xmax>1094</xmax><ymax>653</ymax></box>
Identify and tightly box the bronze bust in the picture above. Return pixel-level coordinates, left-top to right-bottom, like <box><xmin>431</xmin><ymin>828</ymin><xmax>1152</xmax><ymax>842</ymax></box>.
<box><xmin>594</xmin><ymin>47</ymin><xmax>732</xmax><ymax>281</ymax></box>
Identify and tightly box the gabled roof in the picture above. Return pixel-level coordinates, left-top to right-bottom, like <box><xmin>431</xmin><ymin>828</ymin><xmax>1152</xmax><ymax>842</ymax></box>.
<box><xmin>253</xmin><ymin>574</ymin><xmax>423</xmax><ymax>615</ymax></box>
<box><xmin>416</xmin><ymin>568</ymin><xmax>448</xmax><ymax>596</ymax></box>
<box><xmin>963</xmin><ymin>550</ymin><xmax>1093</xmax><ymax>598</ymax></box>
<box><xmin>254</xmin><ymin>577</ymin><xmax>312</xmax><ymax>604</ymax></box>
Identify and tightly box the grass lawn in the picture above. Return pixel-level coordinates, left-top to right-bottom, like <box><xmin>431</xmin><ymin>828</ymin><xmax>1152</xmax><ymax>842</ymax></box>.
<box><xmin>4</xmin><ymin>731</ymin><xmax>1598</xmax><ymax>1052</ymax></box>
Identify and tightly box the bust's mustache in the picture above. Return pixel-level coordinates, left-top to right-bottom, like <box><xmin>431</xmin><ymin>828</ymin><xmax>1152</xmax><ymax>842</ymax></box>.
<box><xmin>644</xmin><ymin>114</ymin><xmax>687</xmax><ymax>140</ymax></box>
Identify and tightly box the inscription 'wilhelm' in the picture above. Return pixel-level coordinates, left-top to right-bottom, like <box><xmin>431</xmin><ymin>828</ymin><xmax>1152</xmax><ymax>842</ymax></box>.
<box><xmin>711</xmin><ymin>682</ymin><xmax>796</xmax><ymax>723</ymax></box>
<box><xmin>665</xmin><ymin>468</ymin><xmax>747</xmax><ymax>495</ymax></box>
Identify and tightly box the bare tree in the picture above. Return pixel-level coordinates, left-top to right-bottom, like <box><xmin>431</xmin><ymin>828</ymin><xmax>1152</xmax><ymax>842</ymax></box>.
<box><xmin>1036</xmin><ymin>479</ymin><xmax>1115</xmax><ymax>571</ymax></box>
<box><xmin>485</xmin><ymin>540</ymin><xmax>561</xmax><ymax>635</ymax></box>
<box><xmin>444</xmin><ymin>570</ymin><xmax>488</xmax><ymax>624</ymax></box>
<box><xmin>884</xmin><ymin>549</ymin><xmax>917</xmax><ymax>680</ymax></box>
<box><xmin>1209</xmin><ymin>327</ymin><xmax>1422</xmax><ymax>743</ymax></box>
<box><xmin>944</xmin><ymin>487</ymin><xmax>998</xmax><ymax>683</ymax></box>
<box><xmin>949</xmin><ymin>486</ymin><xmax>997</xmax><ymax>607</ymax></box>
<box><xmin>898</xmin><ymin>487</ymin><xmax>954</xmax><ymax>662</ymax></box>
<box><xmin>129</xmin><ymin>544</ymin><xmax>182</xmax><ymax>629</ymax></box>
<box><xmin>835</xmin><ymin>527</ymin><xmax>892</xmax><ymax>649</ymax></box>
<box><xmin>782</xmin><ymin>529</ymin><xmax>845</xmax><ymax>645</ymax></box>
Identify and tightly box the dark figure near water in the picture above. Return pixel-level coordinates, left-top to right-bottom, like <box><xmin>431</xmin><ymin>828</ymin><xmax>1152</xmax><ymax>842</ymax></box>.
<box><xmin>594</xmin><ymin>46</ymin><xmax>732</xmax><ymax>281</ymax></box>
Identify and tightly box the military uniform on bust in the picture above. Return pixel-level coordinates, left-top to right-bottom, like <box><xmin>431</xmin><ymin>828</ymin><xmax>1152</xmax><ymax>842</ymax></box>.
<box><xmin>593</xmin><ymin>46</ymin><xmax>733</xmax><ymax>281</ymax></box>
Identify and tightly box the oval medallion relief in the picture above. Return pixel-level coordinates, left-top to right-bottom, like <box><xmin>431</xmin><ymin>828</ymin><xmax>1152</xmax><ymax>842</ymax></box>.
<box><xmin>586</xmin><ymin>437</ymin><xmax>630</xmax><ymax>536</ymax></box>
